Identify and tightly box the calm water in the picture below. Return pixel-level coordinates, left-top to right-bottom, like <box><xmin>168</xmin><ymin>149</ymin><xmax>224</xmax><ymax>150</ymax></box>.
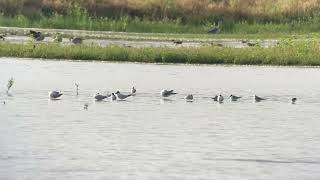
<box><xmin>1</xmin><ymin>58</ymin><xmax>320</xmax><ymax>180</ymax></box>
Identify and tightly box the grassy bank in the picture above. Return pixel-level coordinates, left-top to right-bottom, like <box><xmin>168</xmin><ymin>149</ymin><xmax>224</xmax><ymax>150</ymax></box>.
<box><xmin>0</xmin><ymin>40</ymin><xmax>319</xmax><ymax>66</ymax></box>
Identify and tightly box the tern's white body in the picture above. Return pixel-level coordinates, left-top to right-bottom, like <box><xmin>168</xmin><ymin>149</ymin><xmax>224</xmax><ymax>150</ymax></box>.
<box><xmin>218</xmin><ymin>94</ymin><xmax>224</xmax><ymax>103</ymax></box>
<box><xmin>115</xmin><ymin>91</ymin><xmax>131</xmax><ymax>100</ymax></box>
<box><xmin>229</xmin><ymin>94</ymin><xmax>242</xmax><ymax>101</ymax></box>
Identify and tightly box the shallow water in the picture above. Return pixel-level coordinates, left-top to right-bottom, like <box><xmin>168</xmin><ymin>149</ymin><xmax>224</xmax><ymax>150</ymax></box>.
<box><xmin>1</xmin><ymin>58</ymin><xmax>320</xmax><ymax>180</ymax></box>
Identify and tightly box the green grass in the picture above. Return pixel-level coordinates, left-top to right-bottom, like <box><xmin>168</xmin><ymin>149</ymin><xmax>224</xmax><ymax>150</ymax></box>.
<box><xmin>1</xmin><ymin>40</ymin><xmax>320</xmax><ymax>66</ymax></box>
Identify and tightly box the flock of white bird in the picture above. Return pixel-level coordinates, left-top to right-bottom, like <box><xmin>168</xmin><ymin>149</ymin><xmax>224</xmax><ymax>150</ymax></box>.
<box><xmin>4</xmin><ymin>78</ymin><xmax>297</xmax><ymax>109</ymax></box>
<box><xmin>48</xmin><ymin>83</ymin><xmax>298</xmax><ymax>110</ymax></box>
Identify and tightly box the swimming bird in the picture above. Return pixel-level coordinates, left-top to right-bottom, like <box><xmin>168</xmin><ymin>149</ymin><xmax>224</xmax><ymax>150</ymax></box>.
<box><xmin>184</xmin><ymin>94</ymin><xmax>193</xmax><ymax>100</ymax></box>
<box><xmin>172</xmin><ymin>40</ymin><xmax>183</xmax><ymax>45</ymax></box>
<box><xmin>218</xmin><ymin>94</ymin><xmax>224</xmax><ymax>103</ymax></box>
<box><xmin>161</xmin><ymin>89</ymin><xmax>177</xmax><ymax>97</ymax></box>
<box><xmin>49</xmin><ymin>91</ymin><xmax>63</xmax><ymax>99</ymax></box>
<box><xmin>94</xmin><ymin>93</ymin><xmax>110</xmax><ymax>101</ymax></box>
<box><xmin>212</xmin><ymin>95</ymin><xmax>218</xmax><ymax>101</ymax></box>
<box><xmin>292</xmin><ymin>98</ymin><xmax>297</xmax><ymax>104</ymax></box>
<box><xmin>254</xmin><ymin>94</ymin><xmax>266</xmax><ymax>102</ymax></box>
<box><xmin>115</xmin><ymin>91</ymin><xmax>132</xmax><ymax>100</ymax></box>
<box><xmin>131</xmin><ymin>86</ymin><xmax>136</xmax><ymax>95</ymax></box>
<box><xmin>111</xmin><ymin>93</ymin><xmax>117</xmax><ymax>101</ymax></box>
<box><xmin>70</xmin><ymin>37</ymin><xmax>83</xmax><ymax>44</ymax></box>
<box><xmin>84</xmin><ymin>103</ymin><xmax>89</xmax><ymax>110</ymax></box>
<box><xmin>30</xmin><ymin>30</ymin><xmax>44</xmax><ymax>41</ymax></box>
<box><xmin>229</xmin><ymin>94</ymin><xmax>242</xmax><ymax>101</ymax></box>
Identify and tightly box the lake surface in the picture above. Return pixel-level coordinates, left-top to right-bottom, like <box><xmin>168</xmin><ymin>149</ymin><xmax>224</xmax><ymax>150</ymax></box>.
<box><xmin>1</xmin><ymin>57</ymin><xmax>320</xmax><ymax>180</ymax></box>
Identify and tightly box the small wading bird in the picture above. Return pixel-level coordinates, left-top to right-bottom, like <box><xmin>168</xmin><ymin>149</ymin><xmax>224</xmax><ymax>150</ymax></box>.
<box><xmin>115</xmin><ymin>91</ymin><xmax>132</xmax><ymax>100</ymax></box>
<box><xmin>218</xmin><ymin>94</ymin><xmax>224</xmax><ymax>103</ymax></box>
<box><xmin>292</xmin><ymin>98</ymin><xmax>297</xmax><ymax>104</ymax></box>
<box><xmin>70</xmin><ymin>37</ymin><xmax>83</xmax><ymax>44</ymax></box>
<box><xmin>229</xmin><ymin>94</ymin><xmax>242</xmax><ymax>101</ymax></box>
<box><xmin>172</xmin><ymin>39</ymin><xmax>183</xmax><ymax>45</ymax></box>
<box><xmin>49</xmin><ymin>91</ymin><xmax>63</xmax><ymax>99</ymax></box>
<box><xmin>161</xmin><ymin>89</ymin><xmax>177</xmax><ymax>97</ymax></box>
<box><xmin>6</xmin><ymin>77</ymin><xmax>14</xmax><ymax>93</ymax></box>
<box><xmin>131</xmin><ymin>86</ymin><xmax>136</xmax><ymax>95</ymax></box>
<box><xmin>208</xmin><ymin>27</ymin><xmax>220</xmax><ymax>34</ymax></box>
<box><xmin>94</xmin><ymin>93</ymin><xmax>110</xmax><ymax>101</ymax></box>
<box><xmin>184</xmin><ymin>94</ymin><xmax>193</xmax><ymax>101</ymax></box>
<box><xmin>0</xmin><ymin>34</ymin><xmax>6</xmax><ymax>41</ymax></box>
<box><xmin>30</xmin><ymin>30</ymin><xmax>44</xmax><ymax>41</ymax></box>
<box><xmin>208</xmin><ymin>21</ymin><xmax>221</xmax><ymax>34</ymax></box>
<box><xmin>254</xmin><ymin>94</ymin><xmax>266</xmax><ymax>102</ymax></box>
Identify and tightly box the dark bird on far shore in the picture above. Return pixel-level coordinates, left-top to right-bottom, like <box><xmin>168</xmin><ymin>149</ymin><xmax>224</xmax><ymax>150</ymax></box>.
<box><xmin>172</xmin><ymin>39</ymin><xmax>183</xmax><ymax>45</ymax></box>
<box><xmin>0</xmin><ymin>34</ymin><xmax>6</xmax><ymax>41</ymax></box>
<box><xmin>30</xmin><ymin>30</ymin><xmax>44</xmax><ymax>41</ymax></box>
<box><xmin>247</xmin><ymin>42</ymin><xmax>259</xmax><ymax>47</ymax></box>
<box><xmin>208</xmin><ymin>27</ymin><xmax>220</xmax><ymax>34</ymax></box>
<box><xmin>70</xmin><ymin>37</ymin><xmax>83</xmax><ymax>44</ymax></box>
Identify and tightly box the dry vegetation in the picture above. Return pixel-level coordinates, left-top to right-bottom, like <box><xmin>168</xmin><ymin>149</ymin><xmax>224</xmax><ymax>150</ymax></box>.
<box><xmin>1</xmin><ymin>0</ymin><xmax>320</xmax><ymax>21</ymax></box>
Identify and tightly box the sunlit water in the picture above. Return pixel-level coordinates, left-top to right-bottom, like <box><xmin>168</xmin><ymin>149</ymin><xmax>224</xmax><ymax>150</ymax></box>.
<box><xmin>1</xmin><ymin>57</ymin><xmax>320</xmax><ymax>180</ymax></box>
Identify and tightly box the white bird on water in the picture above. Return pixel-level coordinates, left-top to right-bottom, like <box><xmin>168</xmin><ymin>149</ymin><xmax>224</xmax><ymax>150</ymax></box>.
<box><xmin>49</xmin><ymin>91</ymin><xmax>63</xmax><ymax>99</ymax></box>
<box><xmin>131</xmin><ymin>86</ymin><xmax>136</xmax><ymax>95</ymax></box>
<box><xmin>111</xmin><ymin>93</ymin><xmax>117</xmax><ymax>101</ymax></box>
<box><xmin>94</xmin><ymin>93</ymin><xmax>110</xmax><ymax>101</ymax></box>
<box><xmin>115</xmin><ymin>91</ymin><xmax>132</xmax><ymax>100</ymax></box>
<box><xmin>254</xmin><ymin>94</ymin><xmax>266</xmax><ymax>102</ymax></box>
<box><xmin>161</xmin><ymin>89</ymin><xmax>177</xmax><ymax>97</ymax></box>
<box><xmin>229</xmin><ymin>94</ymin><xmax>242</xmax><ymax>101</ymax></box>
<box><xmin>218</xmin><ymin>94</ymin><xmax>224</xmax><ymax>103</ymax></box>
